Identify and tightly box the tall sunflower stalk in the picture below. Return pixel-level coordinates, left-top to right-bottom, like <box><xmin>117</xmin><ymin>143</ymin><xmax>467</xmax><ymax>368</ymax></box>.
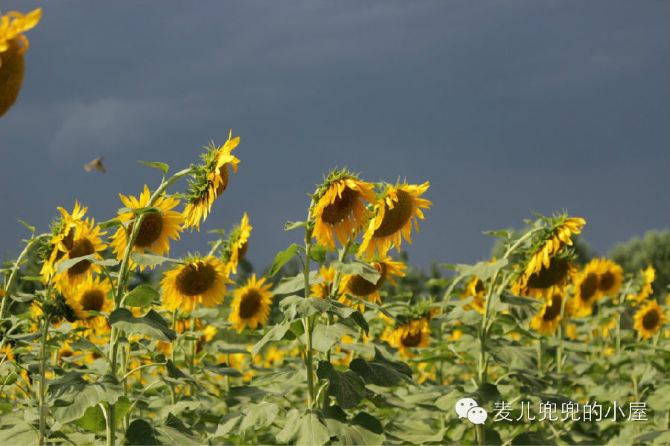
<box><xmin>302</xmin><ymin>203</ymin><xmax>317</xmax><ymax>409</ymax></box>
<box><xmin>105</xmin><ymin>168</ymin><xmax>191</xmax><ymax>446</ymax></box>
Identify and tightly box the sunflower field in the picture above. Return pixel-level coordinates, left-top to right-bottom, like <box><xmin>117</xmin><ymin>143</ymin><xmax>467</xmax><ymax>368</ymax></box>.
<box><xmin>2</xmin><ymin>7</ymin><xmax>670</xmax><ymax>446</ymax></box>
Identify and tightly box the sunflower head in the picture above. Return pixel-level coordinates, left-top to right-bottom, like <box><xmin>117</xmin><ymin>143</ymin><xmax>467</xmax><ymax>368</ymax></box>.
<box><xmin>0</xmin><ymin>8</ymin><xmax>41</xmax><ymax>117</ymax></box>
<box><xmin>111</xmin><ymin>185</ymin><xmax>184</xmax><ymax>270</ymax></box>
<box><xmin>40</xmin><ymin>202</ymin><xmax>89</xmax><ymax>281</ymax></box>
<box><xmin>391</xmin><ymin>318</ymin><xmax>430</xmax><ymax>358</ymax></box>
<box><xmin>222</xmin><ymin>212</ymin><xmax>252</xmax><ymax>274</ymax></box>
<box><xmin>229</xmin><ymin>274</ymin><xmax>273</xmax><ymax>332</ymax></box>
<box><xmin>311</xmin><ymin>265</ymin><xmax>336</xmax><ymax>299</ymax></box>
<box><xmin>52</xmin><ymin>219</ymin><xmax>107</xmax><ymax>291</ymax></box>
<box><xmin>183</xmin><ymin>132</ymin><xmax>240</xmax><ymax>230</ymax></box>
<box><xmin>513</xmin><ymin>253</ymin><xmax>575</xmax><ymax>299</ymax></box>
<box><xmin>161</xmin><ymin>256</ymin><xmax>230</xmax><ymax>313</ymax></box>
<box><xmin>310</xmin><ymin>170</ymin><xmax>375</xmax><ymax>250</ymax></box>
<box><xmin>592</xmin><ymin>258</ymin><xmax>624</xmax><ymax>297</ymax></box>
<box><xmin>627</xmin><ymin>266</ymin><xmax>656</xmax><ymax>304</ymax></box>
<box><xmin>569</xmin><ymin>260</ymin><xmax>603</xmax><ymax>317</ymax></box>
<box><xmin>64</xmin><ymin>275</ymin><xmax>112</xmax><ymax>329</ymax></box>
<box><xmin>358</xmin><ymin>182</ymin><xmax>431</xmax><ymax>259</ymax></box>
<box><xmin>633</xmin><ymin>300</ymin><xmax>666</xmax><ymax>340</ymax></box>
<box><xmin>530</xmin><ymin>293</ymin><xmax>563</xmax><ymax>335</ymax></box>
<box><xmin>341</xmin><ymin>257</ymin><xmax>406</xmax><ymax>306</ymax></box>
<box><xmin>462</xmin><ymin>276</ymin><xmax>487</xmax><ymax>314</ymax></box>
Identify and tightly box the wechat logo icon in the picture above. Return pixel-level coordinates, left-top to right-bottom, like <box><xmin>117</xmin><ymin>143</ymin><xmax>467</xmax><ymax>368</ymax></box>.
<box><xmin>455</xmin><ymin>398</ymin><xmax>488</xmax><ymax>425</ymax></box>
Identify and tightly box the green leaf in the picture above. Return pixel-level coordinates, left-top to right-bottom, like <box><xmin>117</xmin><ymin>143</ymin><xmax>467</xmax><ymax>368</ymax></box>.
<box><xmin>51</xmin><ymin>374</ymin><xmax>123</xmax><ymax>424</ymax></box>
<box><xmin>331</xmin><ymin>260</ymin><xmax>380</xmax><ymax>283</ymax></box>
<box><xmin>311</xmin><ymin>323</ymin><xmax>358</xmax><ymax>353</ymax></box>
<box><xmin>296</xmin><ymin>412</ymin><xmax>330</xmax><ymax>446</ymax></box>
<box><xmin>273</xmin><ymin>271</ymin><xmax>321</xmax><ymax>295</ymax></box>
<box><xmin>56</xmin><ymin>254</ymin><xmax>97</xmax><ymax>274</ymax></box>
<box><xmin>280</xmin><ymin>295</ymin><xmax>329</xmax><ymax>320</ymax></box>
<box><xmin>125</xmin><ymin>419</ymin><xmax>161</xmax><ymax>446</ymax></box>
<box><xmin>109</xmin><ymin>308</ymin><xmax>176</xmax><ymax>341</ymax></box>
<box><xmin>239</xmin><ymin>402</ymin><xmax>279</xmax><ymax>432</ymax></box>
<box><xmin>0</xmin><ymin>420</ymin><xmax>39</xmax><ymax>445</ymax></box>
<box><xmin>17</xmin><ymin>219</ymin><xmax>36</xmax><ymax>233</ymax></box>
<box><xmin>130</xmin><ymin>252</ymin><xmax>180</xmax><ymax>268</ymax></box>
<box><xmin>455</xmin><ymin>258</ymin><xmax>508</xmax><ymax>281</ymax></box>
<box><xmin>276</xmin><ymin>409</ymin><xmax>302</xmax><ymax>443</ymax></box>
<box><xmin>211</xmin><ymin>414</ymin><xmax>242</xmax><ymax>439</ymax></box>
<box><xmin>267</xmin><ymin>244</ymin><xmax>299</xmax><ymax>277</ymax></box>
<box><xmin>317</xmin><ymin>361</ymin><xmax>365</xmax><ymax>409</ymax></box>
<box><xmin>124</xmin><ymin>284</ymin><xmax>159</xmax><ymax>307</ymax></box>
<box><xmin>252</xmin><ymin>321</ymin><xmax>291</xmax><ymax>355</ymax></box>
<box><xmin>138</xmin><ymin>160</ymin><xmax>169</xmax><ymax>175</ymax></box>
<box><xmin>284</xmin><ymin>220</ymin><xmax>307</xmax><ymax>231</ymax></box>
<box><xmin>308</xmin><ymin>244</ymin><xmax>327</xmax><ymax>263</ymax></box>
<box><xmin>349</xmin><ymin>349</ymin><xmax>412</xmax><ymax>387</ymax></box>
<box><xmin>75</xmin><ymin>397</ymin><xmax>131</xmax><ymax>433</ymax></box>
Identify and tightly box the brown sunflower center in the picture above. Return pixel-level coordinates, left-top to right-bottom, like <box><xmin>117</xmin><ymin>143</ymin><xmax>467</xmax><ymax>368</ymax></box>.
<box><xmin>62</xmin><ymin>227</ymin><xmax>75</xmax><ymax>251</ymax></box>
<box><xmin>321</xmin><ymin>187</ymin><xmax>358</xmax><ymax>225</ymax></box>
<box><xmin>543</xmin><ymin>295</ymin><xmax>562</xmax><ymax>321</ymax></box>
<box><xmin>60</xmin><ymin>349</ymin><xmax>73</xmax><ymax>358</ymax></box>
<box><xmin>401</xmin><ymin>330</ymin><xmax>422</xmax><ymax>348</ymax></box>
<box><xmin>475</xmin><ymin>279</ymin><xmax>485</xmax><ymax>294</ymax></box>
<box><xmin>642</xmin><ymin>309</ymin><xmax>660</xmax><ymax>330</ymax></box>
<box><xmin>175</xmin><ymin>262</ymin><xmax>217</xmax><ymax>296</ymax></box>
<box><xmin>81</xmin><ymin>289</ymin><xmax>105</xmax><ymax>312</ymax></box>
<box><xmin>215</xmin><ymin>166</ymin><xmax>229</xmax><ymax>196</ymax></box>
<box><xmin>527</xmin><ymin>258</ymin><xmax>570</xmax><ymax>289</ymax></box>
<box><xmin>347</xmin><ymin>263</ymin><xmax>386</xmax><ymax>296</ymax></box>
<box><xmin>237</xmin><ymin>241</ymin><xmax>249</xmax><ymax>260</ymax></box>
<box><xmin>578</xmin><ymin>273</ymin><xmax>599</xmax><ymax>302</ymax></box>
<box><xmin>372</xmin><ymin>190</ymin><xmax>414</xmax><ymax>238</ymax></box>
<box><xmin>598</xmin><ymin>271</ymin><xmax>615</xmax><ymax>291</ymax></box>
<box><xmin>238</xmin><ymin>290</ymin><xmax>262</xmax><ymax>319</ymax></box>
<box><xmin>67</xmin><ymin>238</ymin><xmax>95</xmax><ymax>275</ymax></box>
<box><xmin>130</xmin><ymin>212</ymin><xmax>164</xmax><ymax>248</ymax></box>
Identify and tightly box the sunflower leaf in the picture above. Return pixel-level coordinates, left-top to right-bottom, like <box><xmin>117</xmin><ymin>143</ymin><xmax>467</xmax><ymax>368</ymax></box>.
<box><xmin>130</xmin><ymin>252</ymin><xmax>180</xmax><ymax>268</ymax></box>
<box><xmin>284</xmin><ymin>220</ymin><xmax>307</xmax><ymax>231</ymax></box>
<box><xmin>317</xmin><ymin>361</ymin><xmax>365</xmax><ymax>409</ymax></box>
<box><xmin>123</xmin><ymin>284</ymin><xmax>159</xmax><ymax>307</ymax></box>
<box><xmin>252</xmin><ymin>321</ymin><xmax>291</xmax><ymax>356</ymax></box>
<box><xmin>138</xmin><ymin>161</ymin><xmax>169</xmax><ymax>175</ymax></box>
<box><xmin>109</xmin><ymin>308</ymin><xmax>176</xmax><ymax>341</ymax></box>
<box><xmin>331</xmin><ymin>260</ymin><xmax>380</xmax><ymax>283</ymax></box>
<box><xmin>267</xmin><ymin>244</ymin><xmax>299</xmax><ymax>277</ymax></box>
<box><xmin>56</xmin><ymin>254</ymin><xmax>97</xmax><ymax>274</ymax></box>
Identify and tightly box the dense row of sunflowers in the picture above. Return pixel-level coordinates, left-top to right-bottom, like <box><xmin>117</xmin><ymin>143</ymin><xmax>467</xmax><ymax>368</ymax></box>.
<box><xmin>1</xmin><ymin>8</ymin><xmax>669</xmax><ymax>446</ymax></box>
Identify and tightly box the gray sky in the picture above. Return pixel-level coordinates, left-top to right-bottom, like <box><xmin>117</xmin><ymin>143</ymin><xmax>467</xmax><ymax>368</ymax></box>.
<box><xmin>1</xmin><ymin>1</ymin><xmax>669</xmax><ymax>270</ymax></box>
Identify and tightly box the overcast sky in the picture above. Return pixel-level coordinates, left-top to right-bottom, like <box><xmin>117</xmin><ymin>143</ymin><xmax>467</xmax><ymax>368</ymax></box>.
<box><xmin>1</xmin><ymin>1</ymin><xmax>668</xmax><ymax>270</ymax></box>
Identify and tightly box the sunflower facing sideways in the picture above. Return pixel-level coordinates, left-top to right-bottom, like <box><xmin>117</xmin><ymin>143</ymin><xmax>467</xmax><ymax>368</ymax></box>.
<box><xmin>633</xmin><ymin>300</ymin><xmax>666</xmax><ymax>340</ymax></box>
<box><xmin>111</xmin><ymin>185</ymin><xmax>183</xmax><ymax>270</ymax></box>
<box><xmin>0</xmin><ymin>8</ymin><xmax>41</xmax><ymax>117</ymax></box>
<box><xmin>389</xmin><ymin>318</ymin><xmax>430</xmax><ymax>358</ymax></box>
<box><xmin>161</xmin><ymin>256</ymin><xmax>230</xmax><ymax>313</ymax></box>
<box><xmin>183</xmin><ymin>131</ymin><xmax>240</xmax><ymax>230</ymax></box>
<box><xmin>627</xmin><ymin>266</ymin><xmax>655</xmax><ymax>305</ymax></box>
<box><xmin>222</xmin><ymin>213</ymin><xmax>252</xmax><ymax>275</ymax></box>
<box><xmin>530</xmin><ymin>293</ymin><xmax>563</xmax><ymax>335</ymax></box>
<box><xmin>593</xmin><ymin>258</ymin><xmax>623</xmax><ymax>297</ymax></box>
<box><xmin>64</xmin><ymin>275</ymin><xmax>112</xmax><ymax>329</ymax></box>
<box><xmin>229</xmin><ymin>275</ymin><xmax>273</xmax><ymax>332</ymax></box>
<box><xmin>41</xmin><ymin>201</ymin><xmax>88</xmax><ymax>281</ymax></box>
<box><xmin>311</xmin><ymin>171</ymin><xmax>375</xmax><ymax>250</ymax></box>
<box><xmin>52</xmin><ymin>218</ymin><xmax>107</xmax><ymax>291</ymax></box>
<box><xmin>340</xmin><ymin>256</ymin><xmax>406</xmax><ymax>306</ymax></box>
<box><xmin>358</xmin><ymin>182</ymin><xmax>431</xmax><ymax>259</ymax></box>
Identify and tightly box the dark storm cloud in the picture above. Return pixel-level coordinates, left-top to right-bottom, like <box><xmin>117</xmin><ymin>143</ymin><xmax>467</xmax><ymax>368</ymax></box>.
<box><xmin>1</xmin><ymin>1</ymin><xmax>668</xmax><ymax>269</ymax></box>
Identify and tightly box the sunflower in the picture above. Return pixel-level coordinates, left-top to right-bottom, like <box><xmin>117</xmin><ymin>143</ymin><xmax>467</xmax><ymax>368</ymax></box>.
<box><xmin>41</xmin><ymin>202</ymin><xmax>89</xmax><ymax>280</ymax></box>
<box><xmin>530</xmin><ymin>293</ymin><xmax>563</xmax><ymax>335</ymax></box>
<box><xmin>229</xmin><ymin>275</ymin><xmax>273</xmax><ymax>332</ymax></box>
<box><xmin>183</xmin><ymin>131</ymin><xmax>240</xmax><ymax>230</ymax></box>
<box><xmin>523</xmin><ymin>216</ymin><xmax>585</xmax><ymax>279</ymax></box>
<box><xmin>311</xmin><ymin>172</ymin><xmax>375</xmax><ymax>250</ymax></box>
<box><xmin>254</xmin><ymin>346</ymin><xmax>285</xmax><ymax>368</ymax></box>
<box><xmin>462</xmin><ymin>276</ymin><xmax>486</xmax><ymax>314</ymax></box>
<box><xmin>633</xmin><ymin>300</ymin><xmax>666</xmax><ymax>340</ymax></box>
<box><xmin>311</xmin><ymin>265</ymin><xmax>336</xmax><ymax>299</ymax></box>
<box><xmin>111</xmin><ymin>185</ymin><xmax>183</xmax><ymax>270</ymax></box>
<box><xmin>627</xmin><ymin>266</ymin><xmax>655</xmax><ymax>304</ymax></box>
<box><xmin>513</xmin><ymin>256</ymin><xmax>574</xmax><ymax>299</ymax></box>
<box><xmin>222</xmin><ymin>213</ymin><xmax>252</xmax><ymax>274</ymax></box>
<box><xmin>592</xmin><ymin>258</ymin><xmax>624</xmax><ymax>297</ymax></box>
<box><xmin>0</xmin><ymin>8</ymin><xmax>41</xmax><ymax>117</ymax></box>
<box><xmin>358</xmin><ymin>182</ymin><xmax>431</xmax><ymax>259</ymax></box>
<box><xmin>390</xmin><ymin>318</ymin><xmax>430</xmax><ymax>357</ymax></box>
<box><xmin>340</xmin><ymin>256</ymin><xmax>406</xmax><ymax>306</ymax></box>
<box><xmin>53</xmin><ymin>219</ymin><xmax>106</xmax><ymax>291</ymax></box>
<box><xmin>569</xmin><ymin>262</ymin><xmax>602</xmax><ymax>317</ymax></box>
<box><xmin>64</xmin><ymin>275</ymin><xmax>112</xmax><ymax>329</ymax></box>
<box><xmin>161</xmin><ymin>256</ymin><xmax>230</xmax><ymax>313</ymax></box>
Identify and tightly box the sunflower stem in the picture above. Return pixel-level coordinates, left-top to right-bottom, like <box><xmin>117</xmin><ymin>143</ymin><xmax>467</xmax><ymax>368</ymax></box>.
<box><xmin>37</xmin><ymin>312</ymin><xmax>50</xmax><ymax>446</ymax></box>
<box><xmin>0</xmin><ymin>234</ymin><xmax>47</xmax><ymax>321</ymax></box>
<box><xmin>302</xmin><ymin>215</ymin><xmax>316</xmax><ymax>409</ymax></box>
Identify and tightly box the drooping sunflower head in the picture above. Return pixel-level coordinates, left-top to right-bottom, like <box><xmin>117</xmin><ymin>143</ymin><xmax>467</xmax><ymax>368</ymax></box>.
<box><xmin>310</xmin><ymin>170</ymin><xmax>376</xmax><ymax>250</ymax></box>
<box><xmin>513</xmin><ymin>254</ymin><xmax>574</xmax><ymax>299</ymax></box>
<box><xmin>311</xmin><ymin>265</ymin><xmax>336</xmax><ymax>299</ymax></box>
<box><xmin>341</xmin><ymin>256</ymin><xmax>406</xmax><ymax>306</ymax></box>
<box><xmin>52</xmin><ymin>219</ymin><xmax>107</xmax><ymax>291</ymax></box>
<box><xmin>161</xmin><ymin>256</ymin><xmax>230</xmax><ymax>313</ymax></box>
<box><xmin>391</xmin><ymin>318</ymin><xmax>430</xmax><ymax>358</ymax></box>
<box><xmin>183</xmin><ymin>132</ymin><xmax>240</xmax><ymax>230</ymax></box>
<box><xmin>111</xmin><ymin>185</ymin><xmax>184</xmax><ymax>270</ymax></box>
<box><xmin>0</xmin><ymin>8</ymin><xmax>41</xmax><ymax>117</ymax></box>
<box><xmin>592</xmin><ymin>258</ymin><xmax>624</xmax><ymax>297</ymax></box>
<box><xmin>229</xmin><ymin>274</ymin><xmax>273</xmax><ymax>332</ymax></box>
<box><xmin>627</xmin><ymin>266</ymin><xmax>656</xmax><ymax>304</ymax></box>
<box><xmin>569</xmin><ymin>261</ymin><xmax>602</xmax><ymax>317</ymax></box>
<box><xmin>64</xmin><ymin>275</ymin><xmax>112</xmax><ymax>329</ymax></box>
<box><xmin>521</xmin><ymin>214</ymin><xmax>585</xmax><ymax>281</ymax></box>
<box><xmin>530</xmin><ymin>293</ymin><xmax>563</xmax><ymax>335</ymax></box>
<box><xmin>633</xmin><ymin>300</ymin><xmax>666</xmax><ymax>340</ymax></box>
<box><xmin>358</xmin><ymin>182</ymin><xmax>431</xmax><ymax>259</ymax></box>
<box><xmin>222</xmin><ymin>212</ymin><xmax>252</xmax><ymax>275</ymax></box>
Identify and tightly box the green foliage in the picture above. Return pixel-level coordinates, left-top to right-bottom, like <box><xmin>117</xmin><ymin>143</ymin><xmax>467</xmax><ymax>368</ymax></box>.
<box><xmin>610</xmin><ymin>229</ymin><xmax>670</xmax><ymax>296</ymax></box>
